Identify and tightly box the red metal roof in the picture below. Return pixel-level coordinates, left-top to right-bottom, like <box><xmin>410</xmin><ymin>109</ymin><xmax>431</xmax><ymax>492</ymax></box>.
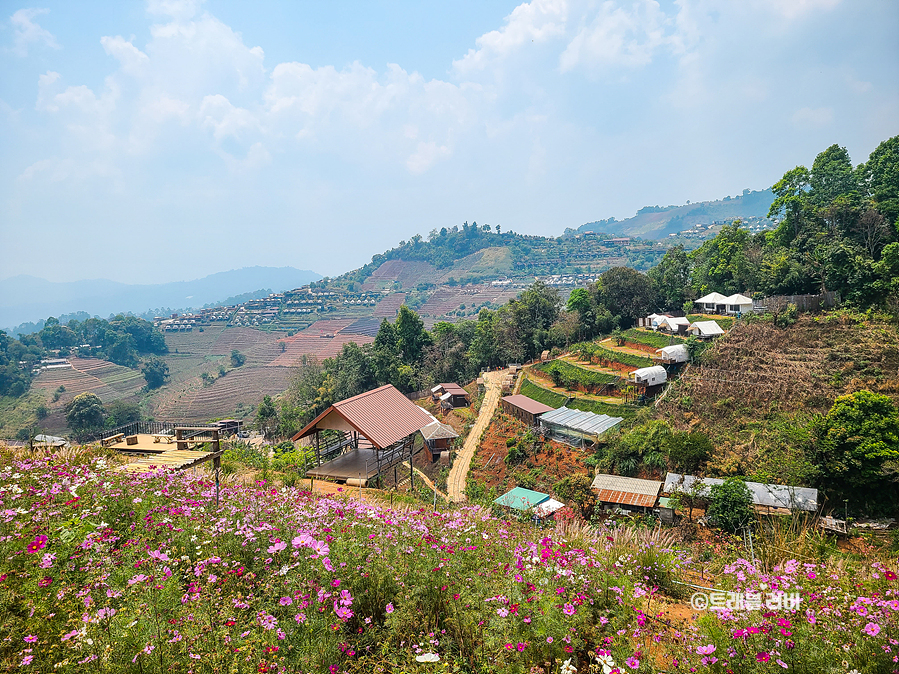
<box><xmin>594</xmin><ymin>489</ymin><xmax>658</xmax><ymax>508</ymax></box>
<box><xmin>292</xmin><ymin>385</ymin><xmax>433</xmax><ymax>449</ymax></box>
<box><xmin>501</xmin><ymin>394</ymin><xmax>555</xmax><ymax>416</ymax></box>
<box><xmin>437</xmin><ymin>383</ymin><xmax>469</xmax><ymax>396</ymax></box>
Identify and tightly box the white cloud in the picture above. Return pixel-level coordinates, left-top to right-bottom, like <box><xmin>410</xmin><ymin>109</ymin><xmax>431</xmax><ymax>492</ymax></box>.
<box><xmin>198</xmin><ymin>94</ymin><xmax>257</xmax><ymax>140</ymax></box>
<box><xmin>9</xmin><ymin>7</ymin><xmax>59</xmax><ymax>57</ymax></box>
<box><xmin>453</xmin><ymin>0</ymin><xmax>568</xmax><ymax>74</ymax></box>
<box><xmin>101</xmin><ymin>36</ymin><xmax>149</xmax><ymax>75</ymax></box>
<box><xmin>560</xmin><ymin>0</ymin><xmax>670</xmax><ymax>72</ymax></box>
<box><xmin>146</xmin><ymin>0</ymin><xmax>205</xmax><ymax>21</ymax></box>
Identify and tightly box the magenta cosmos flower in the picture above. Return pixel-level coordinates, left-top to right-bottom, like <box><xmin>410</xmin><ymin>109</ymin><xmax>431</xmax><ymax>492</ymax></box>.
<box><xmin>26</xmin><ymin>535</ymin><xmax>48</xmax><ymax>554</ymax></box>
<box><xmin>864</xmin><ymin>622</ymin><xmax>881</xmax><ymax>637</ymax></box>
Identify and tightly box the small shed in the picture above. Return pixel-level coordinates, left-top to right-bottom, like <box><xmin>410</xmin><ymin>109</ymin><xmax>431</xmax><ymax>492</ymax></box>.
<box><xmin>431</xmin><ymin>383</ymin><xmax>470</xmax><ymax>409</ymax></box>
<box><xmin>664</xmin><ymin>472</ymin><xmax>819</xmax><ymax>513</ymax></box>
<box><xmin>688</xmin><ymin>320</ymin><xmax>725</xmax><ymax>339</ymax></box>
<box><xmin>539</xmin><ymin>406</ymin><xmax>623</xmax><ymax>448</ymax></box>
<box><xmin>631</xmin><ymin>366</ymin><xmax>667</xmax><ymax>386</ymax></box>
<box><xmin>420</xmin><ymin>421</ymin><xmax>458</xmax><ymax>462</ymax></box>
<box><xmin>494</xmin><ymin>487</ymin><xmax>550</xmax><ymax>513</ymax></box>
<box><xmin>655</xmin><ymin>344</ymin><xmax>689</xmax><ymax>363</ymax></box>
<box><xmin>591</xmin><ymin>474</ymin><xmax>663</xmax><ymax>513</ymax></box>
<box><xmin>501</xmin><ymin>395</ymin><xmax>554</xmax><ymax>426</ymax></box>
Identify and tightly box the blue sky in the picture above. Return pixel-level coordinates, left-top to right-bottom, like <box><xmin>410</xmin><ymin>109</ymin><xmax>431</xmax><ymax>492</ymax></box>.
<box><xmin>1</xmin><ymin>0</ymin><xmax>897</xmax><ymax>283</ymax></box>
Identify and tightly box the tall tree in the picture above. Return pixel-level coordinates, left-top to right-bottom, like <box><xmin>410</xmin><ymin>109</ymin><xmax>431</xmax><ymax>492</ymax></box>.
<box><xmin>858</xmin><ymin>135</ymin><xmax>899</xmax><ymax>229</ymax></box>
<box><xmin>647</xmin><ymin>244</ymin><xmax>691</xmax><ymax>310</ymax></box>
<box><xmin>65</xmin><ymin>392</ymin><xmax>105</xmax><ymax>433</ymax></box>
<box><xmin>395</xmin><ymin>305</ymin><xmax>431</xmax><ymax>365</ymax></box>
<box><xmin>597</xmin><ymin>267</ymin><xmax>657</xmax><ymax>327</ymax></box>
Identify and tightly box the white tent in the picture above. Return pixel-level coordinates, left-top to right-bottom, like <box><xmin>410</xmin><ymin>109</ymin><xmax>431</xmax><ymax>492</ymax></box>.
<box><xmin>659</xmin><ymin>316</ymin><xmax>690</xmax><ymax>333</ymax></box>
<box><xmin>724</xmin><ymin>294</ymin><xmax>753</xmax><ymax>314</ymax></box>
<box><xmin>534</xmin><ymin>498</ymin><xmax>566</xmax><ymax>518</ymax></box>
<box><xmin>695</xmin><ymin>292</ymin><xmax>729</xmax><ymax>312</ymax></box>
<box><xmin>656</xmin><ymin>344</ymin><xmax>690</xmax><ymax>363</ymax></box>
<box><xmin>631</xmin><ymin>365</ymin><xmax>667</xmax><ymax>385</ymax></box>
<box><xmin>688</xmin><ymin>320</ymin><xmax>725</xmax><ymax>338</ymax></box>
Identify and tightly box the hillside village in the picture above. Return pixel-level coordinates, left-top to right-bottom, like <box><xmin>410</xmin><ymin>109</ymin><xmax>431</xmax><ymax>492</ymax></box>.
<box><xmin>2</xmin><ymin>136</ymin><xmax>899</xmax><ymax>673</ymax></box>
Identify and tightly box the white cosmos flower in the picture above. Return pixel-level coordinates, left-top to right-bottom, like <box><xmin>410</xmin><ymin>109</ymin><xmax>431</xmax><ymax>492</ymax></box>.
<box><xmin>415</xmin><ymin>653</ymin><xmax>440</xmax><ymax>662</ymax></box>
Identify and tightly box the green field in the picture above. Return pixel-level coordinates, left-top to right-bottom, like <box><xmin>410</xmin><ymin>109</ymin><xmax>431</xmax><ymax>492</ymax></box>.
<box><xmin>519</xmin><ymin>378</ymin><xmax>637</xmax><ymax>418</ymax></box>
<box><xmin>534</xmin><ymin>359</ymin><xmax>620</xmax><ymax>388</ymax></box>
<box><xmin>572</xmin><ymin>342</ymin><xmax>654</xmax><ymax>369</ymax></box>
<box><xmin>621</xmin><ymin>328</ymin><xmax>685</xmax><ymax>348</ymax></box>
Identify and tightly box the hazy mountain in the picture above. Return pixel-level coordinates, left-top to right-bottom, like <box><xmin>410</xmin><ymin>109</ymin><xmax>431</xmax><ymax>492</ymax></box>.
<box><xmin>570</xmin><ymin>188</ymin><xmax>775</xmax><ymax>239</ymax></box>
<box><xmin>0</xmin><ymin>267</ymin><xmax>321</xmax><ymax>331</ymax></box>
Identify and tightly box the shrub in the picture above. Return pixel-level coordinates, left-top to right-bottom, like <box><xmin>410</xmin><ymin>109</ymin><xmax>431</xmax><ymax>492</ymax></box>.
<box><xmin>707</xmin><ymin>477</ymin><xmax>754</xmax><ymax>533</ymax></box>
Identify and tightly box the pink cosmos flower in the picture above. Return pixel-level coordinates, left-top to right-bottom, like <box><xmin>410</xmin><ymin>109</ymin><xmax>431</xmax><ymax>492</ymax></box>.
<box><xmin>385</xmin><ymin>603</ymin><xmax>394</xmax><ymax>614</ymax></box>
<box><xmin>865</xmin><ymin>622</ymin><xmax>881</xmax><ymax>637</ymax></box>
<box><xmin>546</xmin><ymin>637</ymin><xmax>553</xmax><ymax>644</ymax></box>
<box><xmin>563</xmin><ymin>603</ymin><xmax>576</xmax><ymax>616</ymax></box>
<box><xmin>279</xmin><ymin>596</ymin><xmax>292</xmax><ymax>606</ymax></box>
<box><xmin>21</xmin><ymin>655</ymin><xmax>34</xmax><ymax>666</ymax></box>
<box><xmin>756</xmin><ymin>652</ymin><xmax>771</xmax><ymax>663</ymax></box>
<box><xmin>26</xmin><ymin>535</ymin><xmax>48</xmax><ymax>554</ymax></box>
<box><xmin>626</xmin><ymin>656</ymin><xmax>640</xmax><ymax>669</ymax></box>
<box><xmin>38</xmin><ymin>577</ymin><xmax>53</xmax><ymax>588</ymax></box>
<box><xmin>696</xmin><ymin>645</ymin><xmax>716</xmax><ymax>655</ymax></box>
<box><xmin>516</xmin><ymin>642</ymin><xmax>526</xmax><ymax>652</ymax></box>
<box><xmin>24</xmin><ymin>635</ymin><xmax>37</xmax><ymax>643</ymax></box>
<box><xmin>39</xmin><ymin>553</ymin><xmax>55</xmax><ymax>569</ymax></box>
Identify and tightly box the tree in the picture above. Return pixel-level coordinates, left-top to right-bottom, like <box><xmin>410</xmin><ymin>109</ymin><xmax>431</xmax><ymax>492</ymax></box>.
<box><xmin>707</xmin><ymin>478</ymin><xmax>754</xmax><ymax>534</ymax></box>
<box><xmin>230</xmin><ymin>350</ymin><xmax>246</xmax><ymax>367</ymax></box>
<box><xmin>812</xmin><ymin>390</ymin><xmax>899</xmax><ymax>512</ymax></box>
<box><xmin>689</xmin><ymin>222</ymin><xmax>756</xmax><ymax>296</ymax></box>
<box><xmin>858</xmin><ymin>135</ymin><xmax>899</xmax><ymax>228</ymax></box>
<box><xmin>106</xmin><ymin>400</ymin><xmax>140</xmax><ymax>427</ymax></box>
<box><xmin>648</xmin><ymin>244</ymin><xmax>691</xmax><ymax>310</ymax></box>
<box><xmin>597</xmin><ymin>267</ymin><xmax>657</xmax><ymax>327</ymax></box>
<box><xmin>667</xmin><ymin>431</ymin><xmax>713</xmax><ymax>473</ymax></box>
<box><xmin>395</xmin><ymin>306</ymin><xmax>431</xmax><ymax>364</ymax></box>
<box><xmin>64</xmin><ymin>392</ymin><xmax>105</xmax><ymax>433</ymax></box>
<box><xmin>768</xmin><ymin>166</ymin><xmax>811</xmax><ymax>241</ymax></box>
<box><xmin>256</xmin><ymin>395</ymin><xmax>279</xmax><ymax>438</ymax></box>
<box><xmin>809</xmin><ymin>144</ymin><xmax>858</xmax><ymax>209</ymax></box>
<box><xmin>142</xmin><ymin>356</ymin><xmax>170</xmax><ymax>389</ymax></box>
<box><xmin>554</xmin><ymin>474</ymin><xmax>597</xmax><ymax>519</ymax></box>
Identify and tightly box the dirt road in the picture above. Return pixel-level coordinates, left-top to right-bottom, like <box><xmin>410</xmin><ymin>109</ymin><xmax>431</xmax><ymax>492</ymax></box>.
<box><xmin>447</xmin><ymin>370</ymin><xmax>506</xmax><ymax>502</ymax></box>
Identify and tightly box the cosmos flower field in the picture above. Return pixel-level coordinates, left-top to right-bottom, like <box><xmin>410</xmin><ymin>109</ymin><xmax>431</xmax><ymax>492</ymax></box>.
<box><xmin>1</xmin><ymin>450</ymin><xmax>897</xmax><ymax>673</ymax></box>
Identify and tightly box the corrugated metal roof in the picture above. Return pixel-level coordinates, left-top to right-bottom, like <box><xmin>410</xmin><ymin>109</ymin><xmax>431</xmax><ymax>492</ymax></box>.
<box><xmin>591</xmin><ymin>474</ymin><xmax>662</xmax><ymax>508</ymax></box>
<box><xmin>501</xmin><ymin>395</ymin><xmax>555</xmax><ymax>416</ymax></box>
<box><xmin>292</xmin><ymin>384</ymin><xmax>433</xmax><ymax>449</ymax></box>
<box><xmin>437</xmin><ymin>383</ymin><xmax>468</xmax><ymax>395</ymax></box>
<box><xmin>664</xmin><ymin>472</ymin><xmax>819</xmax><ymax>512</ymax></box>
<box><xmin>494</xmin><ymin>487</ymin><xmax>550</xmax><ymax>511</ymax></box>
<box><xmin>420</xmin><ymin>421</ymin><xmax>459</xmax><ymax>441</ymax></box>
<box><xmin>540</xmin><ymin>407</ymin><xmax>623</xmax><ymax>436</ymax></box>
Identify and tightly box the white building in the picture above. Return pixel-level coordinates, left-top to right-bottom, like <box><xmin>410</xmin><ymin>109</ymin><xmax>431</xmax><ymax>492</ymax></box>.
<box><xmin>695</xmin><ymin>292</ymin><xmax>754</xmax><ymax>315</ymax></box>
<box><xmin>688</xmin><ymin>320</ymin><xmax>725</xmax><ymax>339</ymax></box>
<box><xmin>631</xmin><ymin>365</ymin><xmax>668</xmax><ymax>386</ymax></box>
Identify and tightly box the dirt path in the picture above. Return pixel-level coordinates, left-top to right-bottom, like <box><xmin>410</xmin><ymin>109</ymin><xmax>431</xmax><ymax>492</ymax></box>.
<box><xmin>447</xmin><ymin>370</ymin><xmax>506</xmax><ymax>502</ymax></box>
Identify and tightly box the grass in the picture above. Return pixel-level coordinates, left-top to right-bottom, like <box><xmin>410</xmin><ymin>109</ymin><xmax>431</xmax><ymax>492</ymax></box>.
<box><xmin>621</xmin><ymin>328</ymin><xmax>685</xmax><ymax>349</ymax></box>
<box><xmin>519</xmin><ymin>378</ymin><xmax>637</xmax><ymax>418</ymax></box>
<box><xmin>534</xmin><ymin>359</ymin><xmax>620</xmax><ymax>387</ymax></box>
<box><xmin>572</xmin><ymin>342</ymin><xmax>654</xmax><ymax>369</ymax></box>
<box><xmin>687</xmin><ymin>314</ymin><xmax>735</xmax><ymax>330</ymax></box>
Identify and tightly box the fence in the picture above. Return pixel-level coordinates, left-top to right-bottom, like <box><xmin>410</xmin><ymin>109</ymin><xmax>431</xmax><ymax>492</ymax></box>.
<box><xmin>753</xmin><ymin>291</ymin><xmax>840</xmax><ymax>314</ymax></box>
<box><xmin>84</xmin><ymin>421</ymin><xmax>223</xmax><ymax>443</ymax></box>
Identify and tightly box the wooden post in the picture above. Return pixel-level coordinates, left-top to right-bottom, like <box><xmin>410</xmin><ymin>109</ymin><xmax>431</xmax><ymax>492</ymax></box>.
<box><xmin>176</xmin><ymin>428</ymin><xmax>184</xmax><ymax>451</ymax></box>
<box><xmin>213</xmin><ymin>455</ymin><xmax>221</xmax><ymax>507</ymax></box>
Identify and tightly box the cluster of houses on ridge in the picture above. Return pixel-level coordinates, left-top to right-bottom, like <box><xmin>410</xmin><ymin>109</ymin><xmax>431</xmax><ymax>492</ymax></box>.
<box><xmin>639</xmin><ymin>291</ymin><xmax>753</xmax><ymax>340</ymax></box>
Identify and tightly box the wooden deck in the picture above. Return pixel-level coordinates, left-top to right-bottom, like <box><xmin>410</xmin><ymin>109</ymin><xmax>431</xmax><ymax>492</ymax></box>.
<box><xmin>306</xmin><ymin>448</ymin><xmax>406</xmax><ymax>482</ymax></box>
<box><xmin>104</xmin><ymin>433</ymin><xmax>209</xmax><ymax>455</ymax></box>
<box><xmin>119</xmin><ymin>449</ymin><xmax>222</xmax><ymax>474</ymax></box>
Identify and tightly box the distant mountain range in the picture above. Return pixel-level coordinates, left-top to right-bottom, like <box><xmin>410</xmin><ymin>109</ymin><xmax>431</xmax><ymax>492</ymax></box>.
<box><xmin>1</xmin><ymin>266</ymin><xmax>321</xmax><ymax>333</ymax></box>
<box><xmin>569</xmin><ymin>188</ymin><xmax>775</xmax><ymax>239</ymax></box>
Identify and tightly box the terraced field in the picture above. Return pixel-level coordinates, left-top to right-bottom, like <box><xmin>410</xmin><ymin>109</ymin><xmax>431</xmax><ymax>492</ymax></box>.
<box><xmin>153</xmin><ymin>365</ymin><xmax>294</xmax><ymax>421</ymax></box>
<box><xmin>418</xmin><ymin>284</ymin><xmax>519</xmax><ymax>318</ymax></box>
<box><xmin>361</xmin><ymin>260</ymin><xmax>437</xmax><ymax>291</ymax></box>
<box><xmin>373</xmin><ymin>293</ymin><xmax>407</xmax><ymax>318</ymax></box>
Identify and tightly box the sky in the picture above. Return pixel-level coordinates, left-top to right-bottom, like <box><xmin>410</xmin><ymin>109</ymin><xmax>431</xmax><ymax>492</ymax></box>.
<box><xmin>1</xmin><ymin>0</ymin><xmax>897</xmax><ymax>284</ymax></box>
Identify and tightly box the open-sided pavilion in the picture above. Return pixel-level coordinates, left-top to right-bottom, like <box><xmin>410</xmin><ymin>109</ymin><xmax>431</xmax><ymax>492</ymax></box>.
<box><xmin>292</xmin><ymin>384</ymin><xmax>434</xmax><ymax>486</ymax></box>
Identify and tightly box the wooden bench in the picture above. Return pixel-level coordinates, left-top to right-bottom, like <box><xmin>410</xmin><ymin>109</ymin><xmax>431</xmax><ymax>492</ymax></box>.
<box><xmin>152</xmin><ymin>434</ymin><xmax>176</xmax><ymax>444</ymax></box>
<box><xmin>100</xmin><ymin>433</ymin><xmax>125</xmax><ymax>447</ymax></box>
